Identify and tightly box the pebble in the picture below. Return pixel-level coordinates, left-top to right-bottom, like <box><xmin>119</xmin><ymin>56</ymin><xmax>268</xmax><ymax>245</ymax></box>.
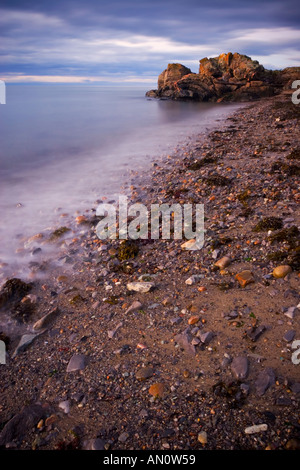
<box><xmin>58</xmin><ymin>400</ymin><xmax>70</xmax><ymax>414</ymax></box>
<box><xmin>284</xmin><ymin>306</ymin><xmax>299</xmax><ymax>319</ymax></box>
<box><xmin>135</xmin><ymin>366</ymin><xmax>154</xmax><ymax>381</ymax></box>
<box><xmin>126</xmin><ymin>281</ymin><xmax>155</xmax><ymax>293</ymax></box>
<box><xmin>272</xmin><ymin>265</ymin><xmax>292</xmax><ymax>279</ymax></box>
<box><xmin>197</xmin><ymin>431</ymin><xmax>208</xmax><ymax>444</ymax></box>
<box><xmin>283</xmin><ymin>330</ymin><xmax>296</xmax><ymax>342</ymax></box>
<box><xmin>33</xmin><ymin>307</ymin><xmax>60</xmax><ymax>331</ymax></box>
<box><xmin>231</xmin><ymin>356</ymin><xmax>249</xmax><ymax>380</ymax></box>
<box><xmin>214</xmin><ymin>256</ymin><xmax>231</xmax><ymax>269</ymax></box>
<box><xmin>66</xmin><ymin>354</ymin><xmax>87</xmax><ymax>372</ymax></box>
<box><xmin>185</xmin><ymin>274</ymin><xmax>204</xmax><ymax>285</ymax></box>
<box><xmin>12</xmin><ymin>333</ymin><xmax>42</xmax><ymax>358</ymax></box>
<box><xmin>255</xmin><ymin>367</ymin><xmax>275</xmax><ymax>396</ymax></box>
<box><xmin>198</xmin><ymin>331</ymin><xmax>214</xmax><ymax>345</ymax></box>
<box><xmin>125</xmin><ymin>300</ymin><xmax>143</xmax><ymax>314</ymax></box>
<box><xmin>244</xmin><ymin>424</ymin><xmax>268</xmax><ymax>434</ymax></box>
<box><xmin>149</xmin><ymin>383</ymin><xmax>165</xmax><ymax>398</ymax></box>
<box><xmin>235</xmin><ymin>270</ymin><xmax>254</xmax><ymax>288</ymax></box>
<box><xmin>82</xmin><ymin>438</ymin><xmax>106</xmax><ymax>450</ymax></box>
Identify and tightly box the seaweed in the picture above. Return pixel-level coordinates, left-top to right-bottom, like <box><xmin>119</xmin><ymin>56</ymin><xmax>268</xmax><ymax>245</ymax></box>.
<box><xmin>286</xmin><ymin>148</ymin><xmax>300</xmax><ymax>161</ymax></box>
<box><xmin>252</xmin><ymin>216</ymin><xmax>283</xmax><ymax>232</ymax></box>
<box><xmin>117</xmin><ymin>240</ymin><xmax>139</xmax><ymax>261</ymax></box>
<box><xmin>50</xmin><ymin>226</ymin><xmax>71</xmax><ymax>240</ymax></box>
<box><xmin>270</xmin><ymin>161</ymin><xmax>300</xmax><ymax>176</ymax></box>
<box><xmin>268</xmin><ymin>226</ymin><xmax>299</xmax><ymax>246</ymax></box>
<box><xmin>205</xmin><ymin>174</ymin><xmax>231</xmax><ymax>187</ymax></box>
<box><xmin>187</xmin><ymin>155</ymin><xmax>218</xmax><ymax>170</ymax></box>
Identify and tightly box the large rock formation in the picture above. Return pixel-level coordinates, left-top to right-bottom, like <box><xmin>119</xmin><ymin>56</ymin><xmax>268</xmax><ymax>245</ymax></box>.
<box><xmin>146</xmin><ymin>52</ymin><xmax>299</xmax><ymax>102</ymax></box>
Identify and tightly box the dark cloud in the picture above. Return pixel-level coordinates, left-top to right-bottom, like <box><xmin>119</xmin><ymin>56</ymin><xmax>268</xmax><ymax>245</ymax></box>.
<box><xmin>0</xmin><ymin>1</ymin><xmax>299</xmax><ymax>82</ymax></box>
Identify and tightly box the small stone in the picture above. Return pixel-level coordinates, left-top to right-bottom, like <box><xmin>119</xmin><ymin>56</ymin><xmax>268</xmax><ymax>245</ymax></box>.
<box><xmin>283</xmin><ymin>330</ymin><xmax>296</xmax><ymax>342</ymax></box>
<box><xmin>273</xmin><ymin>265</ymin><xmax>292</xmax><ymax>279</ymax></box>
<box><xmin>235</xmin><ymin>270</ymin><xmax>254</xmax><ymax>288</ymax></box>
<box><xmin>76</xmin><ymin>215</ymin><xmax>88</xmax><ymax>224</ymax></box>
<box><xmin>231</xmin><ymin>356</ymin><xmax>249</xmax><ymax>380</ymax></box>
<box><xmin>58</xmin><ymin>400</ymin><xmax>70</xmax><ymax>414</ymax></box>
<box><xmin>149</xmin><ymin>383</ymin><xmax>165</xmax><ymax>398</ymax></box>
<box><xmin>107</xmin><ymin>322</ymin><xmax>123</xmax><ymax>339</ymax></box>
<box><xmin>125</xmin><ymin>301</ymin><xmax>143</xmax><ymax>314</ymax></box>
<box><xmin>118</xmin><ymin>432</ymin><xmax>129</xmax><ymax>443</ymax></box>
<box><xmin>188</xmin><ymin>315</ymin><xmax>200</xmax><ymax>325</ymax></box>
<box><xmin>66</xmin><ymin>354</ymin><xmax>86</xmax><ymax>372</ymax></box>
<box><xmin>255</xmin><ymin>367</ymin><xmax>275</xmax><ymax>396</ymax></box>
<box><xmin>246</xmin><ymin>325</ymin><xmax>266</xmax><ymax>342</ymax></box>
<box><xmin>214</xmin><ymin>256</ymin><xmax>231</xmax><ymax>269</ymax></box>
<box><xmin>45</xmin><ymin>414</ymin><xmax>57</xmax><ymax>427</ymax></box>
<box><xmin>174</xmin><ymin>332</ymin><xmax>196</xmax><ymax>356</ymax></box>
<box><xmin>12</xmin><ymin>333</ymin><xmax>41</xmax><ymax>358</ymax></box>
<box><xmin>284</xmin><ymin>306</ymin><xmax>299</xmax><ymax>319</ymax></box>
<box><xmin>82</xmin><ymin>438</ymin><xmax>106</xmax><ymax>450</ymax></box>
<box><xmin>185</xmin><ymin>274</ymin><xmax>204</xmax><ymax>285</ymax></box>
<box><xmin>127</xmin><ymin>282</ymin><xmax>155</xmax><ymax>293</ymax></box>
<box><xmin>181</xmin><ymin>239</ymin><xmax>196</xmax><ymax>250</ymax></box>
<box><xmin>197</xmin><ymin>431</ymin><xmax>208</xmax><ymax>444</ymax></box>
<box><xmin>244</xmin><ymin>424</ymin><xmax>268</xmax><ymax>434</ymax></box>
<box><xmin>136</xmin><ymin>367</ymin><xmax>154</xmax><ymax>381</ymax></box>
<box><xmin>198</xmin><ymin>331</ymin><xmax>213</xmax><ymax>345</ymax></box>
<box><xmin>33</xmin><ymin>307</ymin><xmax>59</xmax><ymax>331</ymax></box>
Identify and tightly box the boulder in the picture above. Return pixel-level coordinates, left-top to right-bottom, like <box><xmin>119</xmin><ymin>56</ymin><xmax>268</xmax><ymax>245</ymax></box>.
<box><xmin>146</xmin><ymin>52</ymin><xmax>296</xmax><ymax>102</ymax></box>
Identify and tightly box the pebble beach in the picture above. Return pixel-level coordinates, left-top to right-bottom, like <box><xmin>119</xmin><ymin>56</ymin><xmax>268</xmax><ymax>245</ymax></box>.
<box><xmin>0</xmin><ymin>89</ymin><xmax>299</xmax><ymax>451</ymax></box>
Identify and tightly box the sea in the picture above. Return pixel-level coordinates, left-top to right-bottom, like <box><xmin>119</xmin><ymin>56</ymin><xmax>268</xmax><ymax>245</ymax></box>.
<box><xmin>0</xmin><ymin>84</ymin><xmax>241</xmax><ymax>280</ymax></box>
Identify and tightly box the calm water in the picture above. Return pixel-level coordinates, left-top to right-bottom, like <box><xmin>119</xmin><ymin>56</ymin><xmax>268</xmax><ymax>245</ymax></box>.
<box><xmin>0</xmin><ymin>85</ymin><xmax>241</xmax><ymax>278</ymax></box>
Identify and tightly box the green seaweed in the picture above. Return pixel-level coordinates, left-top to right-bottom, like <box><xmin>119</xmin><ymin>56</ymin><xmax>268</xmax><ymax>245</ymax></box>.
<box><xmin>117</xmin><ymin>240</ymin><xmax>139</xmax><ymax>261</ymax></box>
<box><xmin>50</xmin><ymin>226</ymin><xmax>71</xmax><ymax>240</ymax></box>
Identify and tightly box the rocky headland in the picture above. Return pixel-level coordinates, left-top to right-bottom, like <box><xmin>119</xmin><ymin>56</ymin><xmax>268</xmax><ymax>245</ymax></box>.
<box><xmin>146</xmin><ymin>52</ymin><xmax>300</xmax><ymax>102</ymax></box>
<box><xmin>0</xmin><ymin>66</ymin><xmax>299</xmax><ymax>451</ymax></box>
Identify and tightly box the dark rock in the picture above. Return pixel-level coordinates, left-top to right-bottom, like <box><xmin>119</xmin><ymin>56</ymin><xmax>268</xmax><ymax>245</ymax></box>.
<box><xmin>255</xmin><ymin>368</ymin><xmax>276</xmax><ymax>396</ymax></box>
<box><xmin>0</xmin><ymin>278</ymin><xmax>33</xmax><ymax>308</ymax></box>
<box><xmin>0</xmin><ymin>403</ymin><xmax>48</xmax><ymax>447</ymax></box>
<box><xmin>231</xmin><ymin>356</ymin><xmax>249</xmax><ymax>380</ymax></box>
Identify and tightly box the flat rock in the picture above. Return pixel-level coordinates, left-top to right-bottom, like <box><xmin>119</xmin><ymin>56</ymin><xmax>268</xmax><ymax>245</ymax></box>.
<box><xmin>284</xmin><ymin>306</ymin><xmax>299</xmax><ymax>319</ymax></box>
<box><xmin>246</xmin><ymin>325</ymin><xmax>266</xmax><ymax>342</ymax></box>
<box><xmin>135</xmin><ymin>366</ymin><xmax>154</xmax><ymax>381</ymax></box>
<box><xmin>66</xmin><ymin>354</ymin><xmax>87</xmax><ymax>372</ymax></box>
<box><xmin>125</xmin><ymin>300</ymin><xmax>143</xmax><ymax>314</ymax></box>
<box><xmin>198</xmin><ymin>331</ymin><xmax>214</xmax><ymax>345</ymax></box>
<box><xmin>126</xmin><ymin>282</ymin><xmax>155</xmax><ymax>293</ymax></box>
<box><xmin>235</xmin><ymin>270</ymin><xmax>254</xmax><ymax>288</ymax></box>
<box><xmin>231</xmin><ymin>356</ymin><xmax>249</xmax><ymax>380</ymax></box>
<box><xmin>33</xmin><ymin>307</ymin><xmax>60</xmax><ymax>331</ymax></box>
<box><xmin>12</xmin><ymin>332</ymin><xmax>44</xmax><ymax>358</ymax></box>
<box><xmin>255</xmin><ymin>367</ymin><xmax>276</xmax><ymax>396</ymax></box>
<box><xmin>174</xmin><ymin>332</ymin><xmax>196</xmax><ymax>356</ymax></box>
<box><xmin>283</xmin><ymin>330</ymin><xmax>296</xmax><ymax>342</ymax></box>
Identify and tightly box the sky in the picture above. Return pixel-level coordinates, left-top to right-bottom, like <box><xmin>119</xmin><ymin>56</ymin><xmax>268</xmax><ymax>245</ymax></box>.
<box><xmin>0</xmin><ymin>0</ymin><xmax>299</xmax><ymax>85</ymax></box>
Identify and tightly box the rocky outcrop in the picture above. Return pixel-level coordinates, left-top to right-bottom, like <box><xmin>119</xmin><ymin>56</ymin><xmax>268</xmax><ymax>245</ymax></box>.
<box><xmin>146</xmin><ymin>52</ymin><xmax>299</xmax><ymax>102</ymax></box>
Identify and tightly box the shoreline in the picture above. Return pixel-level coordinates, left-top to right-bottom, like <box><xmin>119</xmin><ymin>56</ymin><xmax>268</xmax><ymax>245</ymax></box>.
<box><xmin>0</xmin><ymin>91</ymin><xmax>299</xmax><ymax>451</ymax></box>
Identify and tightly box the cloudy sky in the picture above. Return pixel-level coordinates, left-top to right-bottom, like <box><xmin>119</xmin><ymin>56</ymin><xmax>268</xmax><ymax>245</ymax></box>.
<box><xmin>0</xmin><ymin>0</ymin><xmax>299</xmax><ymax>85</ymax></box>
